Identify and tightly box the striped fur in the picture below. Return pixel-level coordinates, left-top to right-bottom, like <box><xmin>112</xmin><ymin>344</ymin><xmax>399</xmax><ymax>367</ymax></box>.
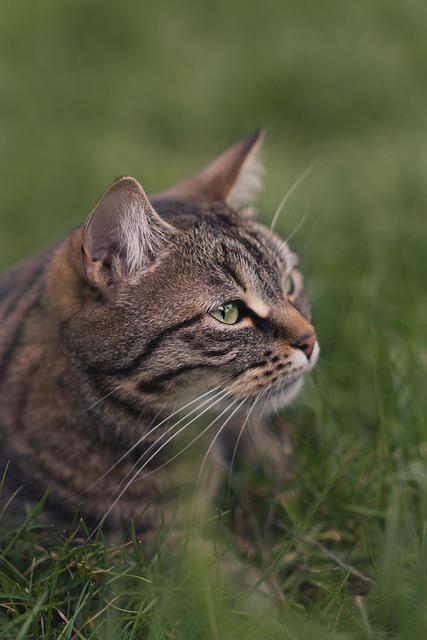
<box><xmin>0</xmin><ymin>131</ymin><xmax>318</xmax><ymax>537</ymax></box>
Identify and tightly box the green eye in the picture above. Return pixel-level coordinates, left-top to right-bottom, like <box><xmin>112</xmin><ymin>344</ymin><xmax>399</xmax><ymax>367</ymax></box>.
<box><xmin>283</xmin><ymin>274</ymin><xmax>295</xmax><ymax>296</ymax></box>
<box><xmin>210</xmin><ymin>302</ymin><xmax>240</xmax><ymax>325</ymax></box>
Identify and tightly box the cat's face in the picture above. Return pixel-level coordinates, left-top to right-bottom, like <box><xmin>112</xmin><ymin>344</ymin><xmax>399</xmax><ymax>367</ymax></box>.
<box><xmin>125</xmin><ymin>201</ymin><xmax>317</xmax><ymax>411</ymax></box>
<box><xmin>66</xmin><ymin>131</ymin><xmax>318</xmax><ymax>423</ymax></box>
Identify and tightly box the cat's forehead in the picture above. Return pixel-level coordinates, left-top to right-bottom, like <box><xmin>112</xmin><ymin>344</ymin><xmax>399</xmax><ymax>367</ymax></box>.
<box><xmin>155</xmin><ymin>199</ymin><xmax>293</xmax><ymax>260</ymax></box>
<box><xmin>196</xmin><ymin>211</ymin><xmax>296</xmax><ymax>272</ymax></box>
<box><xmin>159</xmin><ymin>206</ymin><xmax>295</xmax><ymax>309</ymax></box>
<box><xmin>153</xmin><ymin>198</ymin><xmax>297</xmax><ymax>295</ymax></box>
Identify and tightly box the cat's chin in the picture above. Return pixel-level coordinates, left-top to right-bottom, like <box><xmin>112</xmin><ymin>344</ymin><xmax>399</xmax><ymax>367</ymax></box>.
<box><xmin>268</xmin><ymin>376</ymin><xmax>305</xmax><ymax>412</ymax></box>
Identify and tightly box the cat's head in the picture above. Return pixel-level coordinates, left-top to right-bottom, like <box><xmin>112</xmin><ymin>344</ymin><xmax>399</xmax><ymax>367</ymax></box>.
<box><xmin>67</xmin><ymin>130</ymin><xmax>318</xmax><ymax>417</ymax></box>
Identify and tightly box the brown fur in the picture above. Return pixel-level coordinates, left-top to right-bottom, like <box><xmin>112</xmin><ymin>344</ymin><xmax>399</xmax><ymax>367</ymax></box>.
<box><xmin>0</xmin><ymin>130</ymin><xmax>318</xmax><ymax>538</ymax></box>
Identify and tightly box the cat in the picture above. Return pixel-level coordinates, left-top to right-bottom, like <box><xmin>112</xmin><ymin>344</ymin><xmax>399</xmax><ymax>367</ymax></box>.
<box><xmin>0</xmin><ymin>129</ymin><xmax>318</xmax><ymax>540</ymax></box>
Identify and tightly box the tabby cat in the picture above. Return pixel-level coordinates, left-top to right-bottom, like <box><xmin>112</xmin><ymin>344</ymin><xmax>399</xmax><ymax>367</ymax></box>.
<box><xmin>0</xmin><ymin>130</ymin><xmax>318</xmax><ymax>538</ymax></box>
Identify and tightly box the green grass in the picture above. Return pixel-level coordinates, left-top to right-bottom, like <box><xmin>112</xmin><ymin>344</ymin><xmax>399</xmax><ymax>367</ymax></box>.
<box><xmin>1</xmin><ymin>0</ymin><xmax>427</xmax><ymax>637</ymax></box>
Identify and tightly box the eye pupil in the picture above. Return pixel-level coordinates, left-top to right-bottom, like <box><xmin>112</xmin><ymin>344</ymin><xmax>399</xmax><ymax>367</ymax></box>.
<box><xmin>222</xmin><ymin>303</ymin><xmax>231</xmax><ymax>317</ymax></box>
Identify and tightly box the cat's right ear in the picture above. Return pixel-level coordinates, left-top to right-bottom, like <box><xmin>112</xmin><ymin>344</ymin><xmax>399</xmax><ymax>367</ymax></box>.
<box><xmin>81</xmin><ymin>177</ymin><xmax>174</xmax><ymax>289</ymax></box>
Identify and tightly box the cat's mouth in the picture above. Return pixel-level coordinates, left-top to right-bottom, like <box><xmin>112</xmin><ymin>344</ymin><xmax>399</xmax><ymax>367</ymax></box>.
<box><xmin>268</xmin><ymin>341</ymin><xmax>319</xmax><ymax>405</ymax></box>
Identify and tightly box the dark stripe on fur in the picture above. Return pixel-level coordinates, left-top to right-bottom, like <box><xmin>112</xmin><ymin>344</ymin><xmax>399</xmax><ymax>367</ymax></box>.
<box><xmin>85</xmin><ymin>314</ymin><xmax>203</xmax><ymax>376</ymax></box>
<box><xmin>246</xmin><ymin>359</ymin><xmax>268</xmax><ymax>370</ymax></box>
<box><xmin>75</xmin><ymin>369</ymin><xmax>147</xmax><ymax>422</ymax></box>
<box><xmin>235</xmin><ymin>234</ymin><xmax>267</xmax><ymax>268</ymax></box>
<box><xmin>0</xmin><ymin>290</ymin><xmax>44</xmax><ymax>386</ymax></box>
<box><xmin>103</xmin><ymin>392</ymin><xmax>146</xmax><ymax>421</ymax></box>
<box><xmin>137</xmin><ymin>362</ymin><xmax>216</xmax><ymax>394</ymax></box>
<box><xmin>0</xmin><ymin>262</ymin><xmax>46</xmax><ymax>319</ymax></box>
<box><xmin>200</xmin><ymin>348</ymin><xmax>230</xmax><ymax>358</ymax></box>
<box><xmin>219</xmin><ymin>242</ymin><xmax>246</xmax><ymax>291</ymax></box>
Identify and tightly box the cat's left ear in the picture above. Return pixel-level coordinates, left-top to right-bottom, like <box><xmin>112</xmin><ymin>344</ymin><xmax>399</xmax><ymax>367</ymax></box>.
<box><xmin>154</xmin><ymin>128</ymin><xmax>264</xmax><ymax>208</ymax></box>
<box><xmin>81</xmin><ymin>177</ymin><xmax>174</xmax><ymax>289</ymax></box>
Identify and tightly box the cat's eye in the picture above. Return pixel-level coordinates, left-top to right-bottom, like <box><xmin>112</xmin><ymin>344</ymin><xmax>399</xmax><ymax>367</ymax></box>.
<box><xmin>210</xmin><ymin>302</ymin><xmax>240</xmax><ymax>325</ymax></box>
<box><xmin>283</xmin><ymin>274</ymin><xmax>295</xmax><ymax>296</ymax></box>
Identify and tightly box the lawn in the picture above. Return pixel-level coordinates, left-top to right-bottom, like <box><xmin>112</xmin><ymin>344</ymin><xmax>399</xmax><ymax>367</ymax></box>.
<box><xmin>1</xmin><ymin>0</ymin><xmax>427</xmax><ymax>637</ymax></box>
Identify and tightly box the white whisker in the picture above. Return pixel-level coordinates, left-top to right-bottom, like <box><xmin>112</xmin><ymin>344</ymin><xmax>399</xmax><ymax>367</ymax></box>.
<box><xmin>89</xmin><ymin>389</ymin><xmax>231</xmax><ymax>537</ymax></box>
<box><xmin>82</xmin><ymin>385</ymin><xmax>224</xmax><ymax>495</ymax></box>
<box><xmin>227</xmin><ymin>393</ymin><xmax>262</xmax><ymax>495</ymax></box>
<box><xmin>195</xmin><ymin>397</ymin><xmax>247</xmax><ymax>490</ymax></box>
<box><xmin>75</xmin><ymin>384</ymin><xmax>124</xmax><ymax>418</ymax></box>
<box><xmin>131</xmin><ymin>389</ymin><xmax>228</xmax><ymax>468</ymax></box>
<box><xmin>143</xmin><ymin>395</ymin><xmax>239</xmax><ymax>480</ymax></box>
<box><xmin>247</xmin><ymin>387</ymin><xmax>273</xmax><ymax>444</ymax></box>
<box><xmin>284</xmin><ymin>203</ymin><xmax>309</xmax><ymax>245</ymax></box>
<box><xmin>269</xmin><ymin>162</ymin><xmax>316</xmax><ymax>232</ymax></box>
<box><xmin>106</xmin><ymin>388</ymin><xmax>230</xmax><ymax>500</ymax></box>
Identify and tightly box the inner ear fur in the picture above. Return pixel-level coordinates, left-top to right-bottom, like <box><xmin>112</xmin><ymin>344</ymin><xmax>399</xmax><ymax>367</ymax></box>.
<box><xmin>81</xmin><ymin>176</ymin><xmax>174</xmax><ymax>288</ymax></box>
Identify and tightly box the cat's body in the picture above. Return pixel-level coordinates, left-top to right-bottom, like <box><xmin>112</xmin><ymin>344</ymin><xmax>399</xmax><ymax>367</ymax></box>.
<box><xmin>0</xmin><ymin>130</ymin><xmax>318</xmax><ymax>538</ymax></box>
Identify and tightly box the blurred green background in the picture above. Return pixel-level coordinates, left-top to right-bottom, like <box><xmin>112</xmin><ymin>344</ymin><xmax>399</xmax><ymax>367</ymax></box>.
<box><xmin>1</xmin><ymin>0</ymin><xmax>427</xmax><ymax>634</ymax></box>
<box><xmin>1</xmin><ymin>0</ymin><xmax>425</xmax><ymax>441</ymax></box>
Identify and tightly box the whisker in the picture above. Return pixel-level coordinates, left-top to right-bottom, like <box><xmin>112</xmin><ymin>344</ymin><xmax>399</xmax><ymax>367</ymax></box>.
<box><xmin>246</xmin><ymin>387</ymin><xmax>274</xmax><ymax>451</ymax></box>
<box><xmin>75</xmin><ymin>383</ymin><xmax>124</xmax><ymax>418</ymax></box>
<box><xmin>284</xmin><ymin>203</ymin><xmax>309</xmax><ymax>246</ymax></box>
<box><xmin>143</xmin><ymin>395</ymin><xmax>239</xmax><ymax>480</ymax></box>
<box><xmin>89</xmin><ymin>389</ymin><xmax>232</xmax><ymax>538</ymax></box>
<box><xmin>77</xmin><ymin>403</ymin><xmax>165</xmax><ymax>499</ymax></box>
<box><xmin>108</xmin><ymin>388</ymin><xmax>231</xmax><ymax>498</ymax></box>
<box><xmin>131</xmin><ymin>389</ymin><xmax>228</xmax><ymax>466</ymax></box>
<box><xmin>227</xmin><ymin>393</ymin><xmax>262</xmax><ymax>495</ymax></box>
<box><xmin>82</xmin><ymin>385</ymin><xmax>224</xmax><ymax>494</ymax></box>
<box><xmin>195</xmin><ymin>397</ymin><xmax>247</xmax><ymax>490</ymax></box>
<box><xmin>269</xmin><ymin>162</ymin><xmax>316</xmax><ymax>232</ymax></box>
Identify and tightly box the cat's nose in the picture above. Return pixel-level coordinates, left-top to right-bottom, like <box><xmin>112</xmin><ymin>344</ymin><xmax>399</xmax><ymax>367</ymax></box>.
<box><xmin>292</xmin><ymin>332</ymin><xmax>317</xmax><ymax>360</ymax></box>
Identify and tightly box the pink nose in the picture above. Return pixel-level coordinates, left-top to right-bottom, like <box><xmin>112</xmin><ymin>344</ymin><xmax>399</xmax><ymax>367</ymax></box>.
<box><xmin>293</xmin><ymin>332</ymin><xmax>317</xmax><ymax>360</ymax></box>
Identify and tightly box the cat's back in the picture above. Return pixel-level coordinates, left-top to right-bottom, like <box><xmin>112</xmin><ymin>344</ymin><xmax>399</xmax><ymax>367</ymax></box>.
<box><xmin>0</xmin><ymin>248</ymin><xmax>56</xmax><ymax>361</ymax></box>
<box><xmin>0</xmin><ymin>250</ymin><xmax>49</xmax><ymax>305</ymax></box>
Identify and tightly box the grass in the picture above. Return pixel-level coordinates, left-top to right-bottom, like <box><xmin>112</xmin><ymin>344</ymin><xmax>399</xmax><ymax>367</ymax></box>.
<box><xmin>1</xmin><ymin>0</ymin><xmax>427</xmax><ymax>637</ymax></box>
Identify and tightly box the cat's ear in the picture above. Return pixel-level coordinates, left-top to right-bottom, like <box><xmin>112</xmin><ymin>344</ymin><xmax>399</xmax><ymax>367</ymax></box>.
<box><xmin>81</xmin><ymin>177</ymin><xmax>174</xmax><ymax>288</ymax></box>
<box><xmin>155</xmin><ymin>129</ymin><xmax>264</xmax><ymax>207</ymax></box>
